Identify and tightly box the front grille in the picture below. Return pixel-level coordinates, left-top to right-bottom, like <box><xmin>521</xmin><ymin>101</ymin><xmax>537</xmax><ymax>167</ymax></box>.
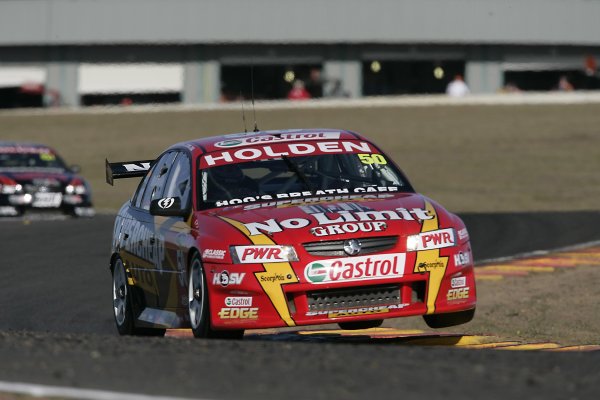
<box><xmin>303</xmin><ymin>236</ymin><xmax>397</xmax><ymax>257</ymax></box>
<box><xmin>22</xmin><ymin>180</ymin><xmax>62</xmax><ymax>194</ymax></box>
<box><xmin>307</xmin><ymin>284</ymin><xmax>401</xmax><ymax>312</ymax></box>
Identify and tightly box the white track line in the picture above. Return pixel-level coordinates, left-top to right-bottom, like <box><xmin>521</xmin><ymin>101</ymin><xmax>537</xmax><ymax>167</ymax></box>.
<box><xmin>0</xmin><ymin>381</ymin><xmax>207</xmax><ymax>400</ymax></box>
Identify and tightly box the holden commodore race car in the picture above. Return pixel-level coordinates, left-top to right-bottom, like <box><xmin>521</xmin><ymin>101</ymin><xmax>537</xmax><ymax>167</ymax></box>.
<box><xmin>0</xmin><ymin>142</ymin><xmax>94</xmax><ymax>217</ymax></box>
<box><xmin>106</xmin><ymin>129</ymin><xmax>475</xmax><ymax>338</ymax></box>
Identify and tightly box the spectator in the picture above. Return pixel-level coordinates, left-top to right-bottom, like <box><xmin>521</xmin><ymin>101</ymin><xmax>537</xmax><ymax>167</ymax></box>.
<box><xmin>287</xmin><ymin>80</ymin><xmax>311</xmax><ymax>100</ymax></box>
<box><xmin>305</xmin><ymin>68</ymin><xmax>323</xmax><ymax>98</ymax></box>
<box><xmin>446</xmin><ymin>74</ymin><xmax>470</xmax><ymax>97</ymax></box>
<box><xmin>557</xmin><ymin>75</ymin><xmax>574</xmax><ymax>91</ymax></box>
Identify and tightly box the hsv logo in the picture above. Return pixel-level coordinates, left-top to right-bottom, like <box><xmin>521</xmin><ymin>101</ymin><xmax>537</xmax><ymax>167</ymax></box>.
<box><xmin>305</xmin><ymin>253</ymin><xmax>406</xmax><ymax>284</ymax></box>
<box><xmin>158</xmin><ymin>197</ymin><xmax>175</xmax><ymax>209</ymax></box>
<box><xmin>412</xmin><ymin>228</ymin><xmax>455</xmax><ymax>251</ymax></box>
<box><xmin>213</xmin><ymin>271</ymin><xmax>245</xmax><ymax>287</ymax></box>
<box><xmin>233</xmin><ymin>246</ymin><xmax>295</xmax><ymax>264</ymax></box>
<box><xmin>454</xmin><ymin>252</ymin><xmax>471</xmax><ymax>267</ymax></box>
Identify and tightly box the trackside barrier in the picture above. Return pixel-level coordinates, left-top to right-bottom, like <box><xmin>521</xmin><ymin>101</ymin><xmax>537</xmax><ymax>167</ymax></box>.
<box><xmin>2</xmin><ymin>92</ymin><xmax>600</xmax><ymax>117</ymax></box>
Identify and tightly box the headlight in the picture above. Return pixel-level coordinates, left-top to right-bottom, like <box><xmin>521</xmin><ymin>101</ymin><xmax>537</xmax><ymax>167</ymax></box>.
<box><xmin>406</xmin><ymin>234</ymin><xmax>421</xmax><ymax>252</ymax></box>
<box><xmin>66</xmin><ymin>184</ymin><xmax>86</xmax><ymax>195</ymax></box>
<box><xmin>231</xmin><ymin>245</ymin><xmax>298</xmax><ymax>264</ymax></box>
<box><xmin>1</xmin><ymin>184</ymin><xmax>22</xmax><ymax>194</ymax></box>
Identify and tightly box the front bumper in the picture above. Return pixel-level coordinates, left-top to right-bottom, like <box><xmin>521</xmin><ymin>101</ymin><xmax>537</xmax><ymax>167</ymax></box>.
<box><xmin>205</xmin><ymin>250</ymin><xmax>477</xmax><ymax>330</ymax></box>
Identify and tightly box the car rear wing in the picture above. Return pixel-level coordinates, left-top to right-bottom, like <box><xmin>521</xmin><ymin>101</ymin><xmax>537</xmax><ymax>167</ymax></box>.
<box><xmin>105</xmin><ymin>158</ymin><xmax>154</xmax><ymax>186</ymax></box>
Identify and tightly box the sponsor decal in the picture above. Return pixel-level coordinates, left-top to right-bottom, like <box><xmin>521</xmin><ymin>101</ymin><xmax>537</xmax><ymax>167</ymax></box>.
<box><xmin>357</xmin><ymin>153</ymin><xmax>387</xmax><ymax>165</ymax></box>
<box><xmin>259</xmin><ymin>273</ymin><xmax>293</xmax><ymax>283</ymax></box>
<box><xmin>447</xmin><ymin>287</ymin><xmax>470</xmax><ymax>301</ymax></box>
<box><xmin>115</xmin><ymin>216</ymin><xmax>165</xmax><ymax>266</ymax></box>
<box><xmin>218</xmin><ymin>216</ymin><xmax>299</xmax><ymax>327</ymax></box>
<box><xmin>157</xmin><ymin>197</ymin><xmax>175</xmax><ymax>209</ymax></box>
<box><xmin>123</xmin><ymin>162</ymin><xmax>152</xmax><ymax>172</ymax></box>
<box><xmin>242</xmin><ymin>194</ymin><xmax>396</xmax><ymax>210</ymax></box>
<box><xmin>225</xmin><ymin>297</ymin><xmax>253</xmax><ymax>307</ymax></box>
<box><xmin>214</xmin><ymin>132</ymin><xmax>341</xmax><ymax>148</ymax></box>
<box><xmin>203</xmin><ymin>249</ymin><xmax>226</xmax><ymax>260</ymax></box>
<box><xmin>415</xmin><ymin>260</ymin><xmax>446</xmax><ymax>273</ymax></box>
<box><xmin>450</xmin><ymin>276</ymin><xmax>467</xmax><ymax>288</ymax></box>
<box><xmin>213</xmin><ymin>271</ymin><xmax>245</xmax><ymax>287</ymax></box>
<box><xmin>39</xmin><ymin>153</ymin><xmax>56</xmax><ymax>161</ymax></box>
<box><xmin>233</xmin><ymin>245</ymin><xmax>295</xmax><ymax>264</ymax></box>
<box><xmin>412</xmin><ymin>201</ymin><xmax>449</xmax><ymax>314</ymax></box>
<box><xmin>310</xmin><ymin>221</ymin><xmax>387</xmax><ymax>237</ymax></box>
<box><xmin>454</xmin><ymin>252</ymin><xmax>471</xmax><ymax>267</ymax></box>
<box><xmin>201</xmin><ymin>141</ymin><xmax>374</xmax><ymax>168</ymax></box>
<box><xmin>217</xmin><ymin>307</ymin><xmax>258</xmax><ymax>319</ymax></box>
<box><xmin>306</xmin><ymin>304</ymin><xmax>409</xmax><ymax>318</ymax></box>
<box><xmin>305</xmin><ymin>253</ymin><xmax>405</xmax><ymax>284</ymax></box>
<box><xmin>215</xmin><ymin>186</ymin><xmax>398</xmax><ymax>207</ymax></box>
<box><xmin>244</xmin><ymin>207</ymin><xmax>433</xmax><ymax>236</ymax></box>
<box><xmin>408</xmin><ymin>228</ymin><xmax>455</xmax><ymax>251</ymax></box>
<box><xmin>457</xmin><ymin>228</ymin><xmax>469</xmax><ymax>241</ymax></box>
<box><xmin>0</xmin><ymin>146</ymin><xmax>53</xmax><ymax>154</ymax></box>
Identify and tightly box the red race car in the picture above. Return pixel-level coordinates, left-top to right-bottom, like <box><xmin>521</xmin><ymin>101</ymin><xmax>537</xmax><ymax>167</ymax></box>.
<box><xmin>106</xmin><ymin>129</ymin><xmax>475</xmax><ymax>338</ymax></box>
<box><xmin>0</xmin><ymin>142</ymin><xmax>94</xmax><ymax>217</ymax></box>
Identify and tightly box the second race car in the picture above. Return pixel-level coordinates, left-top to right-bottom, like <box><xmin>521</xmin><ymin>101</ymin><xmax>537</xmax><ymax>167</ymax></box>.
<box><xmin>0</xmin><ymin>142</ymin><xmax>94</xmax><ymax>217</ymax></box>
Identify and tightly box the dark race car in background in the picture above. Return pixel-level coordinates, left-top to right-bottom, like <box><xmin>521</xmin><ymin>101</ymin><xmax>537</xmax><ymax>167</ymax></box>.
<box><xmin>0</xmin><ymin>142</ymin><xmax>94</xmax><ymax>217</ymax></box>
<box><xmin>106</xmin><ymin>129</ymin><xmax>475</xmax><ymax>338</ymax></box>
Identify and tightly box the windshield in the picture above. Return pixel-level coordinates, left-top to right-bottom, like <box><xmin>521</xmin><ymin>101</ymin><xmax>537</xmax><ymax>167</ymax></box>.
<box><xmin>0</xmin><ymin>148</ymin><xmax>68</xmax><ymax>170</ymax></box>
<box><xmin>198</xmin><ymin>151</ymin><xmax>412</xmax><ymax>209</ymax></box>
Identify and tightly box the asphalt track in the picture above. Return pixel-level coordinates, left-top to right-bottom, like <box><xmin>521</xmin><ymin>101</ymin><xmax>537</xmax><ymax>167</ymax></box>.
<box><xmin>1</xmin><ymin>211</ymin><xmax>600</xmax><ymax>399</ymax></box>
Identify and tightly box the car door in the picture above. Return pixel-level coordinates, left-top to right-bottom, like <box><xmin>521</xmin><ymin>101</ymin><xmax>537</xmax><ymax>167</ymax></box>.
<box><xmin>154</xmin><ymin>151</ymin><xmax>194</xmax><ymax>310</ymax></box>
<box><xmin>119</xmin><ymin>151</ymin><xmax>178</xmax><ymax>308</ymax></box>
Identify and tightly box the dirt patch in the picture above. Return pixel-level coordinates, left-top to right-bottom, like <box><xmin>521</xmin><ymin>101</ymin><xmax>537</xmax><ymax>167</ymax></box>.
<box><xmin>387</xmin><ymin>263</ymin><xmax>600</xmax><ymax>346</ymax></box>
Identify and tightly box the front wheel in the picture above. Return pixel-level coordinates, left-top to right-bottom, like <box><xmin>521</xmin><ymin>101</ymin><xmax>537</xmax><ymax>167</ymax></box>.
<box><xmin>188</xmin><ymin>254</ymin><xmax>244</xmax><ymax>339</ymax></box>
<box><xmin>423</xmin><ymin>308</ymin><xmax>475</xmax><ymax>329</ymax></box>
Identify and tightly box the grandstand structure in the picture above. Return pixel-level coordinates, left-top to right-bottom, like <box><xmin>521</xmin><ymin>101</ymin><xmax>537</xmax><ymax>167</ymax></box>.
<box><xmin>0</xmin><ymin>0</ymin><xmax>599</xmax><ymax>107</ymax></box>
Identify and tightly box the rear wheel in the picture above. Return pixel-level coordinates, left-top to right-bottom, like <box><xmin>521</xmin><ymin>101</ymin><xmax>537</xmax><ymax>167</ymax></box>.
<box><xmin>338</xmin><ymin>319</ymin><xmax>384</xmax><ymax>330</ymax></box>
<box><xmin>112</xmin><ymin>257</ymin><xmax>165</xmax><ymax>336</ymax></box>
<box><xmin>188</xmin><ymin>253</ymin><xmax>244</xmax><ymax>339</ymax></box>
<box><xmin>423</xmin><ymin>308</ymin><xmax>475</xmax><ymax>329</ymax></box>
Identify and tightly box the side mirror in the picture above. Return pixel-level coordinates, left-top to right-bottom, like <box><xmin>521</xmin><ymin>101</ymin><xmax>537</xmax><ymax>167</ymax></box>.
<box><xmin>150</xmin><ymin>197</ymin><xmax>189</xmax><ymax>217</ymax></box>
<box><xmin>70</xmin><ymin>164</ymin><xmax>81</xmax><ymax>173</ymax></box>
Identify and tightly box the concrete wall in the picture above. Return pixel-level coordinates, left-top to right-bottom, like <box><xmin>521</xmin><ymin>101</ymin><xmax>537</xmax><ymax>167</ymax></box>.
<box><xmin>1</xmin><ymin>0</ymin><xmax>600</xmax><ymax>46</ymax></box>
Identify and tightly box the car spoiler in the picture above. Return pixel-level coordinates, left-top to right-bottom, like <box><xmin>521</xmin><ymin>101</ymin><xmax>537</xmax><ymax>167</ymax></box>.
<box><xmin>105</xmin><ymin>158</ymin><xmax>154</xmax><ymax>186</ymax></box>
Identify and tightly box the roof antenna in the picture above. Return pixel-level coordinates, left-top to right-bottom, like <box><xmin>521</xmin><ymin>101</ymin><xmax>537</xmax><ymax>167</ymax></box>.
<box><xmin>241</xmin><ymin>91</ymin><xmax>248</xmax><ymax>133</ymax></box>
<box><xmin>251</xmin><ymin>66</ymin><xmax>259</xmax><ymax>132</ymax></box>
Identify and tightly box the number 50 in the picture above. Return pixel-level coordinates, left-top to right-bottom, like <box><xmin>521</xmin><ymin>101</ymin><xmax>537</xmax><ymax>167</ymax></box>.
<box><xmin>358</xmin><ymin>153</ymin><xmax>387</xmax><ymax>165</ymax></box>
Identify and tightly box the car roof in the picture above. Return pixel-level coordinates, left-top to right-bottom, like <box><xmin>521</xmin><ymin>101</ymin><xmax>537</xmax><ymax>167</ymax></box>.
<box><xmin>0</xmin><ymin>142</ymin><xmax>55</xmax><ymax>152</ymax></box>
<box><xmin>166</xmin><ymin>128</ymin><xmax>367</xmax><ymax>153</ymax></box>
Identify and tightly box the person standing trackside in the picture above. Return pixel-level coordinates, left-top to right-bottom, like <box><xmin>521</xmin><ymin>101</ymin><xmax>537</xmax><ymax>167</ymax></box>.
<box><xmin>446</xmin><ymin>74</ymin><xmax>470</xmax><ymax>97</ymax></box>
<box><xmin>287</xmin><ymin>80</ymin><xmax>311</xmax><ymax>100</ymax></box>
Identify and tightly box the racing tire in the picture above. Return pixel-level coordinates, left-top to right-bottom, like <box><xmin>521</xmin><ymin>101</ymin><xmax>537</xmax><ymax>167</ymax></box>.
<box><xmin>188</xmin><ymin>253</ymin><xmax>244</xmax><ymax>339</ymax></box>
<box><xmin>338</xmin><ymin>319</ymin><xmax>384</xmax><ymax>330</ymax></box>
<box><xmin>423</xmin><ymin>308</ymin><xmax>476</xmax><ymax>329</ymax></box>
<box><xmin>112</xmin><ymin>257</ymin><xmax>166</xmax><ymax>337</ymax></box>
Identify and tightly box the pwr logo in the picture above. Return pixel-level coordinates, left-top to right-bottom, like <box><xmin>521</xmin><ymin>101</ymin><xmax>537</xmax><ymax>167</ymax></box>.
<box><xmin>415</xmin><ymin>228</ymin><xmax>455</xmax><ymax>251</ymax></box>
<box><xmin>233</xmin><ymin>245</ymin><xmax>296</xmax><ymax>264</ymax></box>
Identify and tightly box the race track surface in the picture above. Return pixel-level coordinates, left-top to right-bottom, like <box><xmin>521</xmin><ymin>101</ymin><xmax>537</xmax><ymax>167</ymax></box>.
<box><xmin>1</xmin><ymin>211</ymin><xmax>600</xmax><ymax>399</ymax></box>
